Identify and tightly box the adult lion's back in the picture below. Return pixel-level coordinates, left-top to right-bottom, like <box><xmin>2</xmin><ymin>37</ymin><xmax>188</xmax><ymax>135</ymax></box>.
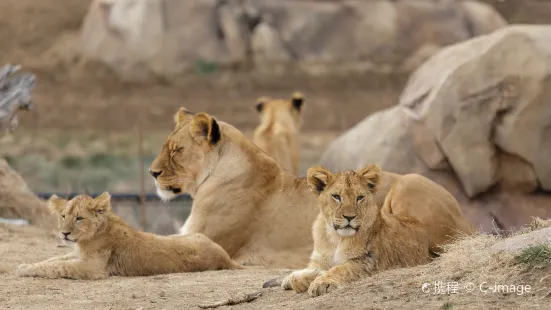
<box><xmin>381</xmin><ymin>173</ymin><xmax>474</xmax><ymax>252</ymax></box>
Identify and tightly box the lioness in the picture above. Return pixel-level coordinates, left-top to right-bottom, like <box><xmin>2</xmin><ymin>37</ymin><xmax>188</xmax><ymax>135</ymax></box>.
<box><xmin>282</xmin><ymin>165</ymin><xmax>430</xmax><ymax>297</ymax></box>
<box><xmin>252</xmin><ymin>92</ymin><xmax>304</xmax><ymax>175</ymax></box>
<box><xmin>16</xmin><ymin>193</ymin><xmax>241</xmax><ymax>280</ymax></box>
<box><xmin>149</xmin><ymin>108</ymin><xmax>473</xmax><ymax>269</ymax></box>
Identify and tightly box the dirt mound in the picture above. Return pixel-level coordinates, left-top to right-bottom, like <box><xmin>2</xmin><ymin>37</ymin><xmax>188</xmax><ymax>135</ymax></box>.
<box><xmin>2</xmin><ymin>219</ymin><xmax>551</xmax><ymax>309</ymax></box>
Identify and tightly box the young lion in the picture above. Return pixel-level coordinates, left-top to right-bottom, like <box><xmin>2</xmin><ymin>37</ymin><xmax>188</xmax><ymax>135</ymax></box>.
<box><xmin>252</xmin><ymin>92</ymin><xmax>304</xmax><ymax>175</ymax></box>
<box><xmin>16</xmin><ymin>193</ymin><xmax>241</xmax><ymax>280</ymax></box>
<box><xmin>282</xmin><ymin>165</ymin><xmax>430</xmax><ymax>297</ymax></box>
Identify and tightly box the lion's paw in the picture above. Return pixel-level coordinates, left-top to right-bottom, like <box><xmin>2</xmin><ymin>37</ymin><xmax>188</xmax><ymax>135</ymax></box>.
<box><xmin>281</xmin><ymin>270</ymin><xmax>314</xmax><ymax>293</ymax></box>
<box><xmin>308</xmin><ymin>277</ymin><xmax>339</xmax><ymax>297</ymax></box>
<box><xmin>281</xmin><ymin>273</ymin><xmax>294</xmax><ymax>290</ymax></box>
<box><xmin>16</xmin><ymin>264</ymin><xmax>34</xmax><ymax>277</ymax></box>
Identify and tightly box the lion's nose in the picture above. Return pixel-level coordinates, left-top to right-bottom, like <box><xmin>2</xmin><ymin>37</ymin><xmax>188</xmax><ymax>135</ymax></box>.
<box><xmin>343</xmin><ymin>215</ymin><xmax>356</xmax><ymax>222</ymax></box>
<box><xmin>62</xmin><ymin>232</ymin><xmax>71</xmax><ymax>237</ymax></box>
<box><xmin>149</xmin><ymin>170</ymin><xmax>162</xmax><ymax>179</ymax></box>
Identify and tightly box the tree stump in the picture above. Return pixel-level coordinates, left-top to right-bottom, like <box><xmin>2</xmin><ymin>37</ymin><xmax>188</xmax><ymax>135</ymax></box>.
<box><xmin>0</xmin><ymin>64</ymin><xmax>36</xmax><ymax>136</ymax></box>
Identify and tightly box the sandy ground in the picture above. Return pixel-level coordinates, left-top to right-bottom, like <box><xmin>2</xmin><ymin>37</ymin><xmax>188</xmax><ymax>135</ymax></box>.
<box><xmin>2</xmin><ymin>223</ymin><xmax>550</xmax><ymax>310</ymax></box>
<box><xmin>2</xmin><ymin>1</ymin><xmax>551</xmax><ymax>309</ymax></box>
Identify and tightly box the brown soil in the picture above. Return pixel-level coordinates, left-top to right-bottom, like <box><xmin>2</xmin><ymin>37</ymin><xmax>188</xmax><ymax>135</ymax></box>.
<box><xmin>2</xmin><ymin>223</ymin><xmax>550</xmax><ymax>309</ymax></box>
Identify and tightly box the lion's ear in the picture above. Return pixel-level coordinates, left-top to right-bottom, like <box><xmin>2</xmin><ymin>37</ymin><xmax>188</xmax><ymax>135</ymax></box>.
<box><xmin>48</xmin><ymin>195</ymin><xmax>67</xmax><ymax>214</ymax></box>
<box><xmin>92</xmin><ymin>192</ymin><xmax>112</xmax><ymax>214</ymax></box>
<box><xmin>291</xmin><ymin>92</ymin><xmax>304</xmax><ymax>112</ymax></box>
<box><xmin>173</xmin><ymin>107</ymin><xmax>194</xmax><ymax>126</ymax></box>
<box><xmin>358</xmin><ymin>164</ymin><xmax>382</xmax><ymax>193</ymax></box>
<box><xmin>255</xmin><ymin>96</ymin><xmax>270</xmax><ymax>113</ymax></box>
<box><xmin>307</xmin><ymin>166</ymin><xmax>332</xmax><ymax>196</ymax></box>
<box><xmin>189</xmin><ymin>113</ymin><xmax>221</xmax><ymax>145</ymax></box>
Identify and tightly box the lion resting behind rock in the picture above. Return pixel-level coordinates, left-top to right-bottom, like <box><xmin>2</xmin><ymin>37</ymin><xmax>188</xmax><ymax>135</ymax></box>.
<box><xmin>16</xmin><ymin>193</ymin><xmax>241</xmax><ymax>280</ymax></box>
<box><xmin>252</xmin><ymin>92</ymin><xmax>304</xmax><ymax>175</ymax></box>
<box><xmin>282</xmin><ymin>165</ymin><xmax>430</xmax><ymax>297</ymax></box>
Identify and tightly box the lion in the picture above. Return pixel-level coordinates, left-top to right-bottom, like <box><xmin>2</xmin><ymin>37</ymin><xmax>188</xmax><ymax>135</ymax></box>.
<box><xmin>281</xmin><ymin>165</ymin><xmax>431</xmax><ymax>297</ymax></box>
<box><xmin>252</xmin><ymin>92</ymin><xmax>304</xmax><ymax>175</ymax></box>
<box><xmin>16</xmin><ymin>193</ymin><xmax>241</xmax><ymax>280</ymax></box>
<box><xmin>148</xmin><ymin>107</ymin><xmax>474</xmax><ymax>269</ymax></box>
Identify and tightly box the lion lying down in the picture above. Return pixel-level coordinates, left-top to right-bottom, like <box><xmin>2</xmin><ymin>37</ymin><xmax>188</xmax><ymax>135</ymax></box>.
<box><xmin>149</xmin><ymin>108</ymin><xmax>473</xmax><ymax>269</ymax></box>
<box><xmin>16</xmin><ymin>193</ymin><xmax>241</xmax><ymax>280</ymax></box>
<box><xmin>282</xmin><ymin>165</ymin><xmax>430</xmax><ymax>297</ymax></box>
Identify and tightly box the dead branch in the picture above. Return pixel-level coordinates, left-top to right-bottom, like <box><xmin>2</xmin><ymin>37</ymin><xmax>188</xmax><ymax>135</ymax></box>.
<box><xmin>197</xmin><ymin>291</ymin><xmax>262</xmax><ymax>309</ymax></box>
<box><xmin>0</xmin><ymin>64</ymin><xmax>36</xmax><ymax>135</ymax></box>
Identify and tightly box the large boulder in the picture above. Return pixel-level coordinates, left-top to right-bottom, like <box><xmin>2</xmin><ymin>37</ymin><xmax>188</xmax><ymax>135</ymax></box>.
<box><xmin>77</xmin><ymin>0</ymin><xmax>506</xmax><ymax>79</ymax></box>
<box><xmin>0</xmin><ymin>159</ymin><xmax>55</xmax><ymax>230</ymax></box>
<box><xmin>79</xmin><ymin>0</ymin><xmax>245</xmax><ymax>79</ymax></box>
<box><xmin>321</xmin><ymin>25</ymin><xmax>551</xmax><ymax>232</ymax></box>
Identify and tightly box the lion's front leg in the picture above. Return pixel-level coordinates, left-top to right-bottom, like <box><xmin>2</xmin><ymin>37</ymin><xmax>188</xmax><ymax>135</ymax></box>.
<box><xmin>308</xmin><ymin>261</ymin><xmax>370</xmax><ymax>297</ymax></box>
<box><xmin>17</xmin><ymin>258</ymin><xmax>107</xmax><ymax>280</ymax></box>
<box><xmin>282</xmin><ymin>268</ymin><xmax>324</xmax><ymax>293</ymax></box>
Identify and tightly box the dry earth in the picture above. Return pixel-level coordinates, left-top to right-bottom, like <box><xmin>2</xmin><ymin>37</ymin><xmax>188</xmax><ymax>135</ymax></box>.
<box><xmin>2</xmin><ymin>223</ymin><xmax>551</xmax><ymax>310</ymax></box>
<box><xmin>2</xmin><ymin>1</ymin><xmax>551</xmax><ymax>309</ymax></box>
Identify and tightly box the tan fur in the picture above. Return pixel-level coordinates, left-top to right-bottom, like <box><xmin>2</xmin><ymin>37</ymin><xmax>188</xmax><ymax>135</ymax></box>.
<box><xmin>16</xmin><ymin>193</ymin><xmax>241</xmax><ymax>280</ymax></box>
<box><xmin>252</xmin><ymin>92</ymin><xmax>304</xmax><ymax>175</ymax></box>
<box><xmin>149</xmin><ymin>108</ymin><xmax>473</xmax><ymax>269</ymax></box>
<box><xmin>282</xmin><ymin>165</ymin><xmax>431</xmax><ymax>296</ymax></box>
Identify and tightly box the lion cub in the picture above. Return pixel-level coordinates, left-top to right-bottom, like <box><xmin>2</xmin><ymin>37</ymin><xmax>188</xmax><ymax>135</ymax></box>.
<box><xmin>282</xmin><ymin>165</ymin><xmax>430</xmax><ymax>297</ymax></box>
<box><xmin>16</xmin><ymin>193</ymin><xmax>241</xmax><ymax>280</ymax></box>
<box><xmin>252</xmin><ymin>92</ymin><xmax>304</xmax><ymax>175</ymax></box>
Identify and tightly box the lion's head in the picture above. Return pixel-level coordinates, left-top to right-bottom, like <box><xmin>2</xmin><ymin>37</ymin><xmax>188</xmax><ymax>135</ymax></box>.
<box><xmin>254</xmin><ymin>92</ymin><xmax>305</xmax><ymax>127</ymax></box>
<box><xmin>48</xmin><ymin>192</ymin><xmax>111</xmax><ymax>243</ymax></box>
<box><xmin>149</xmin><ymin>108</ymin><xmax>223</xmax><ymax>201</ymax></box>
<box><xmin>307</xmin><ymin>164</ymin><xmax>382</xmax><ymax>237</ymax></box>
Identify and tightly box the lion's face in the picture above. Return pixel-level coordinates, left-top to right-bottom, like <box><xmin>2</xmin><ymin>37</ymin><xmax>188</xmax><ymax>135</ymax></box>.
<box><xmin>48</xmin><ymin>193</ymin><xmax>111</xmax><ymax>243</ymax></box>
<box><xmin>307</xmin><ymin>165</ymin><xmax>382</xmax><ymax>237</ymax></box>
<box><xmin>254</xmin><ymin>92</ymin><xmax>304</xmax><ymax>126</ymax></box>
<box><xmin>149</xmin><ymin>108</ymin><xmax>222</xmax><ymax>201</ymax></box>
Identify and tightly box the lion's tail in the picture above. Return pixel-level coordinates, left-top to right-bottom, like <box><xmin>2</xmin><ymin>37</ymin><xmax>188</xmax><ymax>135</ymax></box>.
<box><xmin>262</xmin><ymin>277</ymin><xmax>283</xmax><ymax>288</ymax></box>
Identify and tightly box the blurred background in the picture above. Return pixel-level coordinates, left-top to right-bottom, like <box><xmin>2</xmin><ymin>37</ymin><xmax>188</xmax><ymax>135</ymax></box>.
<box><xmin>1</xmin><ymin>0</ymin><xmax>550</xmax><ymax>235</ymax></box>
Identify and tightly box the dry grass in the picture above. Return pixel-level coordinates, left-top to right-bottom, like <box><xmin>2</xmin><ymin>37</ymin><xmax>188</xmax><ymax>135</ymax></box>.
<box><xmin>417</xmin><ymin>232</ymin><xmax>519</xmax><ymax>289</ymax></box>
<box><xmin>515</xmin><ymin>244</ymin><xmax>551</xmax><ymax>268</ymax></box>
<box><xmin>410</xmin><ymin>217</ymin><xmax>551</xmax><ymax>291</ymax></box>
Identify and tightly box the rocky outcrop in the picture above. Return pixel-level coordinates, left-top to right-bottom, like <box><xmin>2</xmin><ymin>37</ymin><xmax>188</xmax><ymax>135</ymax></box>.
<box><xmin>320</xmin><ymin>25</ymin><xmax>551</xmax><ymax>232</ymax></box>
<box><xmin>0</xmin><ymin>159</ymin><xmax>55</xmax><ymax>230</ymax></box>
<box><xmin>78</xmin><ymin>0</ymin><xmax>506</xmax><ymax>79</ymax></box>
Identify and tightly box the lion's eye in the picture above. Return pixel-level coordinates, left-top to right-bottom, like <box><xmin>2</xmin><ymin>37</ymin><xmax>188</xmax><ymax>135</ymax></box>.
<box><xmin>357</xmin><ymin>196</ymin><xmax>365</xmax><ymax>202</ymax></box>
<box><xmin>61</xmin><ymin>215</ymin><xmax>65</xmax><ymax>219</ymax></box>
<box><xmin>331</xmin><ymin>194</ymin><xmax>341</xmax><ymax>202</ymax></box>
<box><xmin>76</xmin><ymin>216</ymin><xmax>83</xmax><ymax>222</ymax></box>
<box><xmin>174</xmin><ymin>147</ymin><xmax>183</xmax><ymax>152</ymax></box>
